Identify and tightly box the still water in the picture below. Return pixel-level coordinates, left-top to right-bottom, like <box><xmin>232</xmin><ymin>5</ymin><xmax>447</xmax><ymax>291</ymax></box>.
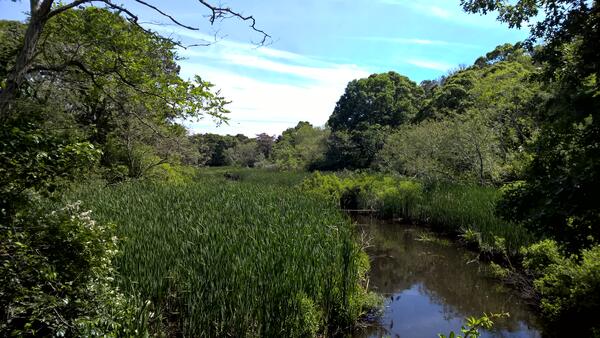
<box><xmin>353</xmin><ymin>217</ymin><xmax>542</xmax><ymax>338</ymax></box>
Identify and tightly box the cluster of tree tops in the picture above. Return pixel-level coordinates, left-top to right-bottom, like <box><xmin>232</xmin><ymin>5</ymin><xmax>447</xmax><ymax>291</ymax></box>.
<box><xmin>196</xmin><ymin>1</ymin><xmax>600</xmax><ymax>258</ymax></box>
<box><xmin>190</xmin><ymin>123</ymin><xmax>329</xmax><ymax>170</ymax></box>
<box><xmin>195</xmin><ymin>43</ymin><xmax>542</xmax><ymax>172</ymax></box>
<box><xmin>197</xmin><ymin>43</ymin><xmax>556</xmax><ymax>178</ymax></box>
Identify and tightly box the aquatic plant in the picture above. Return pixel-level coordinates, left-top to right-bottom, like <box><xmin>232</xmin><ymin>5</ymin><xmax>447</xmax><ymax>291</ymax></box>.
<box><xmin>67</xmin><ymin>176</ymin><xmax>373</xmax><ymax>336</ymax></box>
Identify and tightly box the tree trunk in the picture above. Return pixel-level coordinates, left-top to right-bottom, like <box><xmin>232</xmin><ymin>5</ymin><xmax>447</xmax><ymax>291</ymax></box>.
<box><xmin>475</xmin><ymin>144</ymin><xmax>485</xmax><ymax>186</ymax></box>
<box><xmin>0</xmin><ymin>0</ymin><xmax>54</xmax><ymax>120</ymax></box>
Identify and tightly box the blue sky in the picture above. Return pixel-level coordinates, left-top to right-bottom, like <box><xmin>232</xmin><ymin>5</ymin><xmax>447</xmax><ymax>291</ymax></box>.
<box><xmin>0</xmin><ymin>0</ymin><xmax>528</xmax><ymax>136</ymax></box>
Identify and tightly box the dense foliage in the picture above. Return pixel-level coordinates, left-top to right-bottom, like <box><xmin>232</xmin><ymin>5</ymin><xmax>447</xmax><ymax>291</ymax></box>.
<box><xmin>462</xmin><ymin>0</ymin><xmax>600</xmax><ymax>254</ymax></box>
<box><xmin>271</xmin><ymin>122</ymin><xmax>329</xmax><ymax>170</ymax></box>
<box><xmin>301</xmin><ymin>172</ymin><xmax>531</xmax><ymax>257</ymax></box>
<box><xmin>0</xmin><ymin>202</ymin><xmax>142</xmax><ymax>336</ymax></box>
<box><xmin>1</xmin><ymin>8</ymin><xmax>228</xmax><ymax>181</ymax></box>
<box><xmin>327</xmin><ymin>71</ymin><xmax>423</xmax><ymax>131</ymax></box>
<box><xmin>521</xmin><ymin>240</ymin><xmax>600</xmax><ymax>335</ymax></box>
<box><xmin>66</xmin><ymin>177</ymin><xmax>376</xmax><ymax>336</ymax></box>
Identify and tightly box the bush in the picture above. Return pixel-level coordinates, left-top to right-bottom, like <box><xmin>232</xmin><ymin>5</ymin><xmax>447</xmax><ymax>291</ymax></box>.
<box><xmin>0</xmin><ymin>201</ymin><xmax>143</xmax><ymax>337</ymax></box>
<box><xmin>300</xmin><ymin>171</ymin><xmax>346</xmax><ymax>203</ymax></box>
<box><xmin>521</xmin><ymin>240</ymin><xmax>600</xmax><ymax>335</ymax></box>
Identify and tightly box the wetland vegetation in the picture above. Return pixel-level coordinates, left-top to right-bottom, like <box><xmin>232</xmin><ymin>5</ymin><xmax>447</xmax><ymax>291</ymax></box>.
<box><xmin>1</xmin><ymin>0</ymin><xmax>599</xmax><ymax>337</ymax></box>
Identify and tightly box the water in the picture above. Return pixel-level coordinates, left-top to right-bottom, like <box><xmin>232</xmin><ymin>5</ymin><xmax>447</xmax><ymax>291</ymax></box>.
<box><xmin>353</xmin><ymin>217</ymin><xmax>542</xmax><ymax>338</ymax></box>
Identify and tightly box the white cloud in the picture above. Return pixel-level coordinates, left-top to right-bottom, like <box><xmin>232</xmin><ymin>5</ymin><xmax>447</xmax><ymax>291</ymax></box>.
<box><xmin>160</xmin><ymin>28</ymin><xmax>370</xmax><ymax>136</ymax></box>
<box><xmin>406</xmin><ymin>59</ymin><xmax>452</xmax><ymax>71</ymax></box>
<box><xmin>375</xmin><ymin>0</ymin><xmax>504</xmax><ymax>27</ymax></box>
<box><xmin>429</xmin><ymin>6</ymin><xmax>452</xmax><ymax>19</ymax></box>
<box><xmin>345</xmin><ymin>36</ymin><xmax>478</xmax><ymax>48</ymax></box>
<box><xmin>181</xmin><ymin>64</ymin><xmax>363</xmax><ymax>136</ymax></box>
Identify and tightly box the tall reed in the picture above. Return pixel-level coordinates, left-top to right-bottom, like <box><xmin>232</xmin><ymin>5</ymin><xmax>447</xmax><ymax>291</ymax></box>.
<box><xmin>67</xmin><ymin>176</ymin><xmax>371</xmax><ymax>336</ymax></box>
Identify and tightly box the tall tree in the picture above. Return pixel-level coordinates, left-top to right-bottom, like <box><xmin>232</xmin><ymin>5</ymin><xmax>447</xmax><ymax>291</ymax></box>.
<box><xmin>255</xmin><ymin>133</ymin><xmax>276</xmax><ymax>159</ymax></box>
<box><xmin>463</xmin><ymin>0</ymin><xmax>600</xmax><ymax>252</ymax></box>
<box><xmin>271</xmin><ymin>122</ymin><xmax>329</xmax><ymax>170</ymax></box>
<box><xmin>0</xmin><ymin>0</ymin><xmax>269</xmax><ymax>118</ymax></box>
<box><xmin>327</xmin><ymin>71</ymin><xmax>423</xmax><ymax>132</ymax></box>
<box><xmin>1</xmin><ymin>8</ymin><xmax>230</xmax><ymax>179</ymax></box>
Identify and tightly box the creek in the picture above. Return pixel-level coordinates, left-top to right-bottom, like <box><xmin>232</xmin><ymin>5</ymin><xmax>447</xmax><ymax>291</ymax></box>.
<box><xmin>352</xmin><ymin>216</ymin><xmax>542</xmax><ymax>338</ymax></box>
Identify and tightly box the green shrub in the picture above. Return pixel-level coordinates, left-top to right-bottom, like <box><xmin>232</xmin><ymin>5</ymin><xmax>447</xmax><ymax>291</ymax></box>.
<box><xmin>147</xmin><ymin>162</ymin><xmax>198</xmax><ymax>184</ymax></box>
<box><xmin>0</xmin><ymin>201</ymin><xmax>143</xmax><ymax>337</ymax></box>
<box><xmin>522</xmin><ymin>240</ymin><xmax>600</xmax><ymax>335</ymax></box>
<box><xmin>301</xmin><ymin>171</ymin><xmax>346</xmax><ymax>202</ymax></box>
<box><xmin>521</xmin><ymin>239</ymin><xmax>565</xmax><ymax>274</ymax></box>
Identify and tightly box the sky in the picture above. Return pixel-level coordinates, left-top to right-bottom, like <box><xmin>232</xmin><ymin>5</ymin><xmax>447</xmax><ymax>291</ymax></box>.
<box><xmin>0</xmin><ymin>0</ymin><xmax>529</xmax><ymax>136</ymax></box>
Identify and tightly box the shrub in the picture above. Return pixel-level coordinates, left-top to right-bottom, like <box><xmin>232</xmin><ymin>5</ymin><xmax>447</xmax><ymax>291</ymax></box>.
<box><xmin>0</xmin><ymin>201</ymin><xmax>143</xmax><ymax>336</ymax></box>
<box><xmin>521</xmin><ymin>240</ymin><xmax>600</xmax><ymax>335</ymax></box>
<box><xmin>300</xmin><ymin>171</ymin><xmax>346</xmax><ymax>202</ymax></box>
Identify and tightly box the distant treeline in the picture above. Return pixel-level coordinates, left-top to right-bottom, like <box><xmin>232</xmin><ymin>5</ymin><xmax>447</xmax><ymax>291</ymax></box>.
<box><xmin>198</xmin><ymin>42</ymin><xmax>542</xmax><ymax>186</ymax></box>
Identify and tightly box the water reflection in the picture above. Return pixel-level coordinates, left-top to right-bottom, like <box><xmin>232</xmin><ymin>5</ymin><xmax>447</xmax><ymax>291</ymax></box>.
<box><xmin>354</xmin><ymin>217</ymin><xmax>541</xmax><ymax>338</ymax></box>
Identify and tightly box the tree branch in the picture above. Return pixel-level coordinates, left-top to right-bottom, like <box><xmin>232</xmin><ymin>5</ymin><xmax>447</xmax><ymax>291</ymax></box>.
<box><xmin>197</xmin><ymin>0</ymin><xmax>271</xmax><ymax>45</ymax></box>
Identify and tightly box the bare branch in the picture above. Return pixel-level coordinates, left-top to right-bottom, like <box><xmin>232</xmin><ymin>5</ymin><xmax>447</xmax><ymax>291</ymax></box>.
<box><xmin>197</xmin><ymin>0</ymin><xmax>271</xmax><ymax>45</ymax></box>
<box><xmin>47</xmin><ymin>0</ymin><xmax>90</xmax><ymax>19</ymax></box>
<box><xmin>131</xmin><ymin>0</ymin><xmax>199</xmax><ymax>31</ymax></box>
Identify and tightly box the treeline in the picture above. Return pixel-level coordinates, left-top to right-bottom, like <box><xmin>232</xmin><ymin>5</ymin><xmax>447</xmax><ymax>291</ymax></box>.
<box><xmin>199</xmin><ymin>43</ymin><xmax>542</xmax><ymax>182</ymax></box>
<box><xmin>191</xmin><ymin>122</ymin><xmax>329</xmax><ymax>170</ymax></box>
<box><xmin>204</xmin><ymin>43</ymin><xmax>540</xmax><ymax>181</ymax></box>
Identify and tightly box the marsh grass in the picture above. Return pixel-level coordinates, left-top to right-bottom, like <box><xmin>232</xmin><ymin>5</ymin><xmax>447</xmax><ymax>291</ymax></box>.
<box><xmin>67</xmin><ymin>175</ymin><xmax>372</xmax><ymax>336</ymax></box>
<box><xmin>301</xmin><ymin>172</ymin><xmax>533</xmax><ymax>257</ymax></box>
<box><xmin>197</xmin><ymin>166</ymin><xmax>309</xmax><ymax>187</ymax></box>
<box><xmin>419</xmin><ymin>184</ymin><xmax>533</xmax><ymax>255</ymax></box>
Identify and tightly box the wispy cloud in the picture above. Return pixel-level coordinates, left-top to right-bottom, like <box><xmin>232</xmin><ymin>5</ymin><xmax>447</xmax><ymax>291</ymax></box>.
<box><xmin>429</xmin><ymin>6</ymin><xmax>452</xmax><ymax>19</ymax></box>
<box><xmin>406</xmin><ymin>59</ymin><xmax>452</xmax><ymax>71</ymax></box>
<box><xmin>344</xmin><ymin>36</ymin><xmax>478</xmax><ymax>48</ymax></box>
<box><xmin>180</xmin><ymin>64</ymin><xmax>362</xmax><ymax>136</ymax></box>
<box><xmin>150</xmin><ymin>26</ymin><xmax>371</xmax><ymax>135</ymax></box>
<box><xmin>375</xmin><ymin>0</ymin><xmax>502</xmax><ymax>27</ymax></box>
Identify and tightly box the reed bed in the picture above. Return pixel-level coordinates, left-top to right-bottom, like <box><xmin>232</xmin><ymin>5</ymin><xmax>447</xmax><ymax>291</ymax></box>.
<box><xmin>418</xmin><ymin>184</ymin><xmax>533</xmax><ymax>255</ymax></box>
<box><xmin>301</xmin><ymin>172</ymin><xmax>533</xmax><ymax>256</ymax></box>
<box><xmin>197</xmin><ymin>166</ymin><xmax>309</xmax><ymax>187</ymax></box>
<box><xmin>68</xmin><ymin>176</ymin><xmax>370</xmax><ymax>336</ymax></box>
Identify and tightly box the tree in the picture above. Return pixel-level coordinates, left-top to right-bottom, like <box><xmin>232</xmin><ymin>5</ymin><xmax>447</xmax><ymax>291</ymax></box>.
<box><xmin>377</xmin><ymin>113</ymin><xmax>502</xmax><ymax>186</ymax></box>
<box><xmin>463</xmin><ymin>0</ymin><xmax>600</xmax><ymax>252</ymax></box>
<box><xmin>461</xmin><ymin>0</ymin><xmax>599</xmax><ymax>85</ymax></box>
<box><xmin>225</xmin><ymin>141</ymin><xmax>262</xmax><ymax>168</ymax></box>
<box><xmin>0</xmin><ymin>7</ymin><xmax>235</xmax><ymax>179</ymax></box>
<box><xmin>191</xmin><ymin>133</ymin><xmax>247</xmax><ymax>166</ymax></box>
<box><xmin>323</xmin><ymin>124</ymin><xmax>390</xmax><ymax>170</ymax></box>
<box><xmin>255</xmin><ymin>133</ymin><xmax>276</xmax><ymax>159</ymax></box>
<box><xmin>0</xmin><ymin>0</ymin><xmax>269</xmax><ymax>118</ymax></box>
<box><xmin>271</xmin><ymin>122</ymin><xmax>329</xmax><ymax>170</ymax></box>
<box><xmin>327</xmin><ymin>71</ymin><xmax>424</xmax><ymax>132</ymax></box>
<box><xmin>324</xmin><ymin>71</ymin><xmax>422</xmax><ymax>170</ymax></box>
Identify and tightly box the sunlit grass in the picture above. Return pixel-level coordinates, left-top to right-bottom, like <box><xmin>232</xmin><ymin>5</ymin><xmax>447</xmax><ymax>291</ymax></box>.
<box><xmin>67</xmin><ymin>175</ymin><xmax>370</xmax><ymax>336</ymax></box>
<box><xmin>301</xmin><ymin>172</ymin><xmax>533</xmax><ymax>256</ymax></box>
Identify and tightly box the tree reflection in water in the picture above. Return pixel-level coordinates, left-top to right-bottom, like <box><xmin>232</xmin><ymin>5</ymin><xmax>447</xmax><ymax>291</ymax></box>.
<box><xmin>353</xmin><ymin>217</ymin><xmax>541</xmax><ymax>338</ymax></box>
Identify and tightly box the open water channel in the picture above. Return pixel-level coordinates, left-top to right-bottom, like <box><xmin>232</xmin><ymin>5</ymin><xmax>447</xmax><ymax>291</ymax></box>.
<box><xmin>352</xmin><ymin>216</ymin><xmax>542</xmax><ymax>338</ymax></box>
